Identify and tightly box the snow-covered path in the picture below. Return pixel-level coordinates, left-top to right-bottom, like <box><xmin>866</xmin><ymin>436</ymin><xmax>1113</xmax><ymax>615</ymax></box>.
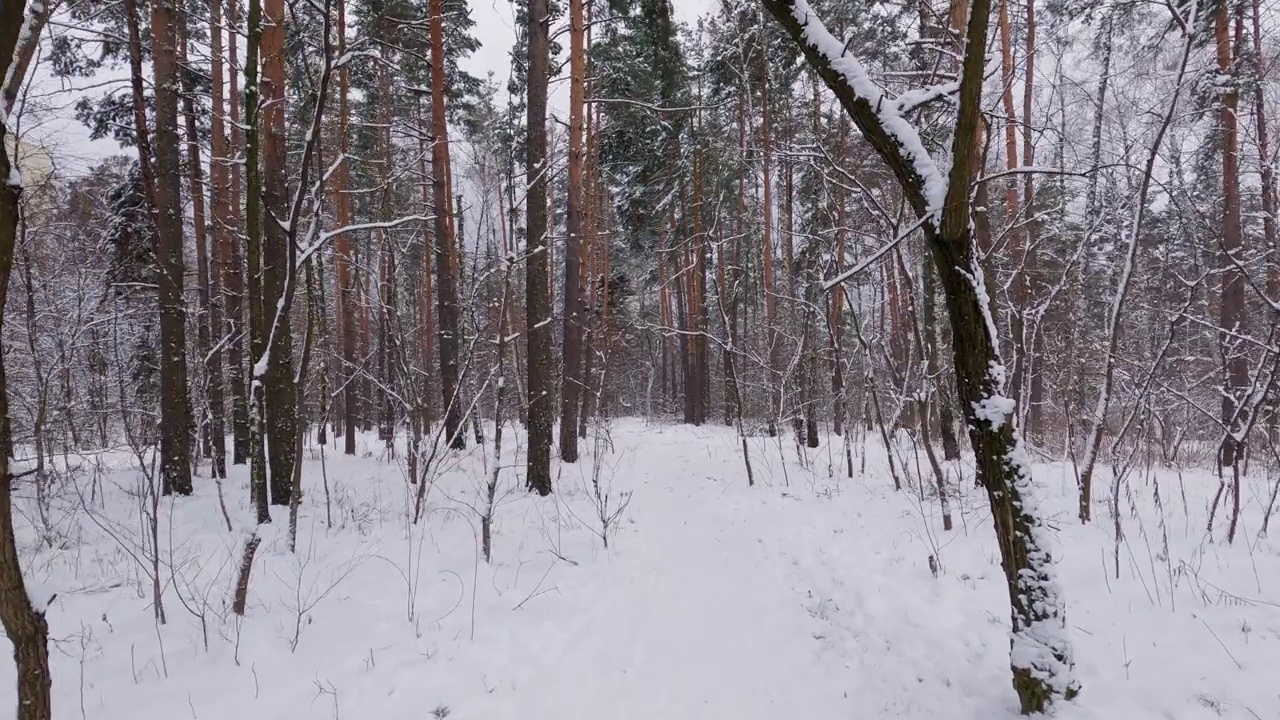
<box><xmin>470</xmin><ymin>436</ymin><xmax>853</xmax><ymax>719</ymax></box>
<box><xmin>5</xmin><ymin>422</ymin><xmax>1279</xmax><ymax>719</ymax></box>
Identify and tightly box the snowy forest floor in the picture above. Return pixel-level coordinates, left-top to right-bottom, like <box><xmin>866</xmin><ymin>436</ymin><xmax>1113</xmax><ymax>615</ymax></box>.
<box><xmin>2</xmin><ymin>419</ymin><xmax>1278</xmax><ymax>719</ymax></box>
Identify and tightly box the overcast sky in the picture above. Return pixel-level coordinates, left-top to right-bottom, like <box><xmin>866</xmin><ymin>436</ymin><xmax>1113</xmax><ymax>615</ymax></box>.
<box><xmin>463</xmin><ymin>0</ymin><xmax>716</xmax><ymax>89</ymax></box>
<box><xmin>17</xmin><ymin>0</ymin><xmax>719</xmax><ymax>176</ymax></box>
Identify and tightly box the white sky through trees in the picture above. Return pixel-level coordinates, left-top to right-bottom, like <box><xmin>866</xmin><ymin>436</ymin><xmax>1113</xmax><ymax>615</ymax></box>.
<box><xmin>16</xmin><ymin>0</ymin><xmax>718</xmax><ymax>176</ymax></box>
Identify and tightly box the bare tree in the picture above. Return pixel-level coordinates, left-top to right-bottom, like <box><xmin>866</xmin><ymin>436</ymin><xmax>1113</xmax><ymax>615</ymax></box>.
<box><xmin>763</xmin><ymin>0</ymin><xmax>1079</xmax><ymax>711</ymax></box>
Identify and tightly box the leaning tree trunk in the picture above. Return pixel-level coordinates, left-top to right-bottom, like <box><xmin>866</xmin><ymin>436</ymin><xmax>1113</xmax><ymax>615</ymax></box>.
<box><xmin>0</xmin><ymin>0</ymin><xmax>54</xmax><ymax>714</ymax></box>
<box><xmin>762</xmin><ymin>0</ymin><xmax>1079</xmax><ymax>712</ymax></box>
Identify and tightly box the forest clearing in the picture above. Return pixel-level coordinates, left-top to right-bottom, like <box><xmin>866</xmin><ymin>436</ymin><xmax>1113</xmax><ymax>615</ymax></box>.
<box><xmin>2</xmin><ymin>0</ymin><xmax>1280</xmax><ymax>715</ymax></box>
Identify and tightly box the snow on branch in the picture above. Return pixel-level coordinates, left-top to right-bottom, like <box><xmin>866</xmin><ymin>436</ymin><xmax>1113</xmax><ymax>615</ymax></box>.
<box><xmin>295</xmin><ymin>214</ymin><xmax>435</xmax><ymax>270</ymax></box>
<box><xmin>762</xmin><ymin>0</ymin><xmax>948</xmax><ymax>226</ymax></box>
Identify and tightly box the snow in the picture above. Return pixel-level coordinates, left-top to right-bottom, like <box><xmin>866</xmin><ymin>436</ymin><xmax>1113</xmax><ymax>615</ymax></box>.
<box><xmin>3</xmin><ymin>421</ymin><xmax>1279</xmax><ymax>719</ymax></box>
<box><xmin>787</xmin><ymin>0</ymin><xmax>949</xmax><ymax>223</ymax></box>
<box><xmin>1</xmin><ymin>0</ymin><xmax>42</xmax><ymax>121</ymax></box>
<box><xmin>23</xmin><ymin>580</ymin><xmax>54</xmax><ymax>614</ymax></box>
<box><xmin>973</xmin><ymin>394</ymin><xmax>1016</xmax><ymax>429</ymax></box>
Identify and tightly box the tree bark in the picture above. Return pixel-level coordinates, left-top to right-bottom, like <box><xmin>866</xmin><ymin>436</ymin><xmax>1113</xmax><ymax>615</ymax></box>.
<box><xmin>226</xmin><ymin>0</ymin><xmax>251</xmax><ymax>465</ymax></box>
<box><xmin>526</xmin><ymin>0</ymin><xmax>554</xmax><ymax>495</ymax></box>
<box><xmin>1254</xmin><ymin>0</ymin><xmax>1279</xmax><ymax>303</ymax></box>
<box><xmin>1218</xmin><ymin>2</ymin><xmax>1248</xmax><ymax>467</ymax></box>
<box><xmin>430</xmin><ymin>0</ymin><xmax>465</xmax><ymax>450</ymax></box>
<box><xmin>150</xmin><ymin>0</ymin><xmax>194</xmax><ymax>496</ymax></box>
<box><xmin>0</xmin><ymin>0</ymin><xmax>53</xmax><ymax>119</ymax></box>
<box><xmin>261</xmin><ymin>0</ymin><xmax>297</xmax><ymax>504</ymax></box>
<box><xmin>244</xmin><ymin>0</ymin><xmax>271</xmax><ymax>524</ymax></box>
<box><xmin>560</xmin><ymin>0</ymin><xmax>587</xmax><ymax>461</ymax></box>
<box><xmin>333</xmin><ymin>0</ymin><xmax>357</xmax><ymax>456</ymax></box>
<box><xmin>760</xmin><ymin>70</ymin><xmax>779</xmax><ymax>436</ymax></box>
<box><xmin>1</xmin><ymin>2</ymin><xmax>53</xmax><ymax>714</ymax></box>
<box><xmin>209</xmin><ymin>0</ymin><xmax>232</xmax><ymax>479</ymax></box>
<box><xmin>179</xmin><ymin>17</ymin><xmax>224</xmax><ymax>476</ymax></box>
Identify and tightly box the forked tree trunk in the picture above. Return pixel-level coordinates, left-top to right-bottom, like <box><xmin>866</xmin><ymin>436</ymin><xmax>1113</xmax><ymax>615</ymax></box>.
<box><xmin>0</xmin><ymin>0</ymin><xmax>52</xmax><ymax>119</ymax></box>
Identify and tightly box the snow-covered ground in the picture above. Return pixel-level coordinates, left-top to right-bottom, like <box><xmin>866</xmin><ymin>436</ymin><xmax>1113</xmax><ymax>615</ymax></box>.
<box><xmin>2</xmin><ymin>420</ymin><xmax>1277</xmax><ymax>719</ymax></box>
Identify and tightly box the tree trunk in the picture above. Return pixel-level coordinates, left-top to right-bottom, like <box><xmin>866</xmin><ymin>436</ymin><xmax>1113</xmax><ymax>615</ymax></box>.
<box><xmin>559</xmin><ymin>0</ymin><xmax>586</xmax><ymax>462</ymax></box>
<box><xmin>0</xmin><ymin>0</ymin><xmax>51</xmax><ymax>120</ymax></box>
<box><xmin>1254</xmin><ymin>0</ymin><xmax>1279</xmax><ymax>304</ymax></box>
<box><xmin>1020</xmin><ymin>0</ymin><xmax>1043</xmax><ymax>439</ymax></box>
<box><xmin>208</xmin><ymin>0</ymin><xmax>231</xmax><ymax>479</ymax></box>
<box><xmin>261</xmin><ymin>0</ymin><xmax>296</xmax><ymax>504</ymax></box>
<box><xmin>760</xmin><ymin>71</ymin><xmax>779</xmax><ymax>436</ymax></box>
<box><xmin>244</xmin><ymin>0</ymin><xmax>271</xmax><ymax>524</ymax></box>
<box><xmin>179</xmin><ymin>17</ymin><xmax>224</xmax><ymax>477</ymax></box>
<box><xmin>430</xmin><ymin>0</ymin><xmax>465</xmax><ymax>450</ymax></box>
<box><xmin>375</xmin><ymin>40</ymin><xmax>396</xmax><ymax>451</ymax></box>
<box><xmin>414</xmin><ymin>97</ymin><xmax>438</xmax><ymax>434</ymax></box>
<box><xmin>1218</xmin><ymin>2</ymin><xmax>1247</xmax><ymax>467</ymax></box>
<box><xmin>0</xmin><ymin>3</ymin><xmax>54</xmax><ymax>713</ymax></box>
<box><xmin>333</xmin><ymin>0</ymin><xmax>357</xmax><ymax>456</ymax></box>
<box><xmin>150</xmin><ymin>0</ymin><xmax>193</xmax><ymax>496</ymax></box>
<box><xmin>225</xmin><ymin>0</ymin><xmax>250</xmax><ymax>465</ymax></box>
<box><xmin>526</xmin><ymin>0</ymin><xmax>554</xmax><ymax>495</ymax></box>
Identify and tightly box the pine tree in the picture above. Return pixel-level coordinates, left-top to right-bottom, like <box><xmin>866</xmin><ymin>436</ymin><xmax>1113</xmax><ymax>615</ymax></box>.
<box><xmin>526</xmin><ymin>0</ymin><xmax>554</xmax><ymax>495</ymax></box>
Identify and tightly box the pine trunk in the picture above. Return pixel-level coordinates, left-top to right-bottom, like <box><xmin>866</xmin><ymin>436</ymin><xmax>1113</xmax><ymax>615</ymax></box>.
<box><xmin>226</xmin><ymin>0</ymin><xmax>250</xmax><ymax>465</ymax></box>
<box><xmin>0</xmin><ymin>3</ymin><xmax>53</xmax><ymax>713</ymax></box>
<box><xmin>526</xmin><ymin>0</ymin><xmax>554</xmax><ymax>494</ymax></box>
<box><xmin>430</xmin><ymin>0</ymin><xmax>465</xmax><ymax>450</ymax></box>
<box><xmin>150</xmin><ymin>0</ymin><xmax>193</xmax><ymax>496</ymax></box>
<box><xmin>559</xmin><ymin>0</ymin><xmax>586</xmax><ymax>462</ymax></box>
<box><xmin>333</xmin><ymin>0</ymin><xmax>357</xmax><ymax>456</ymax></box>
<box><xmin>208</xmin><ymin>0</ymin><xmax>231</xmax><ymax>478</ymax></box>
<box><xmin>178</xmin><ymin>18</ymin><xmax>223</xmax><ymax>475</ymax></box>
<box><xmin>261</xmin><ymin>0</ymin><xmax>296</xmax><ymax>504</ymax></box>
